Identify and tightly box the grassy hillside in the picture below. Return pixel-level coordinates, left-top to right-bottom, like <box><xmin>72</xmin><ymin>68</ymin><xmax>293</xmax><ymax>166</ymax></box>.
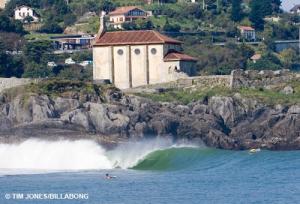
<box><xmin>136</xmin><ymin>80</ymin><xmax>300</xmax><ymax>105</ymax></box>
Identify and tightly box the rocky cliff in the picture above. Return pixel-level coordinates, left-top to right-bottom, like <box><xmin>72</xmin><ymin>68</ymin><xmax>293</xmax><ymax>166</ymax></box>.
<box><xmin>0</xmin><ymin>80</ymin><xmax>299</xmax><ymax>150</ymax></box>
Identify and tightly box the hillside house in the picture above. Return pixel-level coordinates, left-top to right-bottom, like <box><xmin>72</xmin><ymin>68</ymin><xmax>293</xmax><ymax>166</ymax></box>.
<box><xmin>250</xmin><ymin>54</ymin><xmax>261</xmax><ymax>63</ymax></box>
<box><xmin>108</xmin><ymin>6</ymin><xmax>149</xmax><ymax>29</ymax></box>
<box><xmin>14</xmin><ymin>5</ymin><xmax>39</xmax><ymax>22</ymax></box>
<box><xmin>290</xmin><ymin>5</ymin><xmax>300</xmax><ymax>15</ymax></box>
<box><xmin>238</xmin><ymin>26</ymin><xmax>256</xmax><ymax>41</ymax></box>
<box><xmin>50</xmin><ymin>34</ymin><xmax>95</xmax><ymax>51</ymax></box>
<box><xmin>0</xmin><ymin>0</ymin><xmax>9</xmax><ymax>9</ymax></box>
<box><xmin>93</xmin><ymin>12</ymin><xmax>197</xmax><ymax>89</ymax></box>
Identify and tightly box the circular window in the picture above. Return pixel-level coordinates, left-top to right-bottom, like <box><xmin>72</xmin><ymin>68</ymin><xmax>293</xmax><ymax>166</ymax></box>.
<box><xmin>151</xmin><ymin>48</ymin><xmax>157</xmax><ymax>55</ymax></box>
<box><xmin>117</xmin><ymin>49</ymin><xmax>123</xmax><ymax>55</ymax></box>
<box><xmin>134</xmin><ymin>49</ymin><xmax>141</xmax><ymax>55</ymax></box>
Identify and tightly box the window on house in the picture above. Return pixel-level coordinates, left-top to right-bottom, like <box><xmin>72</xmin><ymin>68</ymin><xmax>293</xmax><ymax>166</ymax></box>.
<box><xmin>151</xmin><ymin>48</ymin><xmax>157</xmax><ymax>55</ymax></box>
<box><xmin>134</xmin><ymin>49</ymin><xmax>140</xmax><ymax>55</ymax></box>
<box><xmin>117</xmin><ymin>49</ymin><xmax>124</xmax><ymax>55</ymax></box>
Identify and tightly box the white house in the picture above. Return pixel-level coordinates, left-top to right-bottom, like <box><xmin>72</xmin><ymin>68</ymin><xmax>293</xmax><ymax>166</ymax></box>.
<box><xmin>238</xmin><ymin>26</ymin><xmax>256</xmax><ymax>41</ymax></box>
<box><xmin>93</xmin><ymin>13</ymin><xmax>197</xmax><ymax>89</ymax></box>
<box><xmin>0</xmin><ymin>0</ymin><xmax>9</xmax><ymax>9</ymax></box>
<box><xmin>47</xmin><ymin>61</ymin><xmax>57</xmax><ymax>67</ymax></box>
<box><xmin>108</xmin><ymin>6</ymin><xmax>149</xmax><ymax>29</ymax></box>
<box><xmin>14</xmin><ymin>5</ymin><xmax>39</xmax><ymax>22</ymax></box>
<box><xmin>65</xmin><ymin>58</ymin><xmax>76</xmax><ymax>65</ymax></box>
<box><xmin>290</xmin><ymin>5</ymin><xmax>300</xmax><ymax>15</ymax></box>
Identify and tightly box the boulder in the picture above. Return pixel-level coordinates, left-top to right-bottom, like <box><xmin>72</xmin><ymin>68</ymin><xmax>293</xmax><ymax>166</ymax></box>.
<box><xmin>54</xmin><ymin>97</ymin><xmax>80</xmax><ymax>114</ymax></box>
<box><xmin>281</xmin><ymin>86</ymin><xmax>294</xmax><ymax>95</ymax></box>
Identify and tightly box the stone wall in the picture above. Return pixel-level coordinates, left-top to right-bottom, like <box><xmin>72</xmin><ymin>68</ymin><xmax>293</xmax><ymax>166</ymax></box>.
<box><xmin>0</xmin><ymin>78</ymin><xmax>40</xmax><ymax>93</ymax></box>
<box><xmin>175</xmin><ymin>69</ymin><xmax>298</xmax><ymax>90</ymax></box>
<box><xmin>125</xmin><ymin>75</ymin><xmax>232</xmax><ymax>93</ymax></box>
<box><xmin>125</xmin><ymin>69</ymin><xmax>299</xmax><ymax>93</ymax></box>
<box><xmin>177</xmin><ymin>75</ymin><xmax>232</xmax><ymax>88</ymax></box>
<box><xmin>231</xmin><ymin>69</ymin><xmax>299</xmax><ymax>89</ymax></box>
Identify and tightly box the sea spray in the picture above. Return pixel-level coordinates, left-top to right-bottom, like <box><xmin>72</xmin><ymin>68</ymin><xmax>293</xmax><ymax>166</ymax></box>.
<box><xmin>0</xmin><ymin>139</ymin><xmax>113</xmax><ymax>171</ymax></box>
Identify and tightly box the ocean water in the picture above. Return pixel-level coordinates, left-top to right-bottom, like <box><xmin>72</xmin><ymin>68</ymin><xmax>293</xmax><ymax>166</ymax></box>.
<box><xmin>0</xmin><ymin>139</ymin><xmax>299</xmax><ymax>204</ymax></box>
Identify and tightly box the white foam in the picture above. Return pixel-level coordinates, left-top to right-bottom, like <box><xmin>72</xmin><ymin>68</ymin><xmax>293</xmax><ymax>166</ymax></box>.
<box><xmin>0</xmin><ymin>140</ymin><xmax>112</xmax><ymax>172</ymax></box>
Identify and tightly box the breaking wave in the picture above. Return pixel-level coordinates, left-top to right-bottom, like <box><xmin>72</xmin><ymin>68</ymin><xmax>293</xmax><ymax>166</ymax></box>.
<box><xmin>0</xmin><ymin>138</ymin><xmax>202</xmax><ymax>174</ymax></box>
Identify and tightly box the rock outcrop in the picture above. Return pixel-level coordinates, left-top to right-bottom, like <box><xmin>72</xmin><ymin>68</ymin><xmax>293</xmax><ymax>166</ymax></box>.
<box><xmin>0</xmin><ymin>88</ymin><xmax>299</xmax><ymax>150</ymax></box>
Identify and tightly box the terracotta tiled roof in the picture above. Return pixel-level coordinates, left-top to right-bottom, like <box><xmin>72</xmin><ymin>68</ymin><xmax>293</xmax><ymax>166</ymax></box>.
<box><xmin>250</xmin><ymin>54</ymin><xmax>261</xmax><ymax>60</ymax></box>
<box><xmin>94</xmin><ymin>30</ymin><xmax>182</xmax><ymax>46</ymax></box>
<box><xmin>164</xmin><ymin>51</ymin><xmax>197</xmax><ymax>62</ymax></box>
<box><xmin>109</xmin><ymin>6</ymin><xmax>145</xmax><ymax>15</ymax></box>
<box><xmin>238</xmin><ymin>26</ymin><xmax>255</xmax><ymax>31</ymax></box>
<box><xmin>14</xmin><ymin>5</ymin><xmax>32</xmax><ymax>10</ymax></box>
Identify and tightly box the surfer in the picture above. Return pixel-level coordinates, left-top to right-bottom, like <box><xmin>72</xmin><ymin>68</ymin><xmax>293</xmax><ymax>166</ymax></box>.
<box><xmin>249</xmin><ymin>148</ymin><xmax>261</xmax><ymax>153</ymax></box>
<box><xmin>105</xmin><ymin>173</ymin><xmax>116</xmax><ymax>179</ymax></box>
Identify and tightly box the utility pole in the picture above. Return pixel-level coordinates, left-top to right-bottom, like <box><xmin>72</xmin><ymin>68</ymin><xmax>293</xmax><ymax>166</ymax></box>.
<box><xmin>202</xmin><ymin>0</ymin><xmax>205</xmax><ymax>10</ymax></box>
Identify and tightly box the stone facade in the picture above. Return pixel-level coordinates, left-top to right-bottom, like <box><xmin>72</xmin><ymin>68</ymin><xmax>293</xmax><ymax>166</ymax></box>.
<box><xmin>0</xmin><ymin>78</ymin><xmax>40</xmax><ymax>93</ymax></box>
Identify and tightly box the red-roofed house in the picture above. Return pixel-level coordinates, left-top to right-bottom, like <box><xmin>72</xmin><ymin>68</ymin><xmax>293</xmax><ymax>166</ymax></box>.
<box><xmin>238</xmin><ymin>26</ymin><xmax>256</xmax><ymax>41</ymax></box>
<box><xmin>290</xmin><ymin>5</ymin><xmax>300</xmax><ymax>15</ymax></box>
<box><xmin>93</xmin><ymin>13</ymin><xmax>197</xmax><ymax>89</ymax></box>
<box><xmin>108</xmin><ymin>6</ymin><xmax>149</xmax><ymax>29</ymax></box>
<box><xmin>250</xmin><ymin>54</ymin><xmax>261</xmax><ymax>63</ymax></box>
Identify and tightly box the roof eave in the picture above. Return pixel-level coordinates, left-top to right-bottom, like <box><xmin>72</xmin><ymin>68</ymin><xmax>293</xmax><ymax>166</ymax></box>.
<box><xmin>93</xmin><ymin>41</ymin><xmax>181</xmax><ymax>47</ymax></box>
<box><xmin>164</xmin><ymin>58</ymin><xmax>197</xmax><ymax>62</ymax></box>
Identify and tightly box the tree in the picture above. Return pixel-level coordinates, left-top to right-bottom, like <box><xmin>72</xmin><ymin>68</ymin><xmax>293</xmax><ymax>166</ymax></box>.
<box><xmin>22</xmin><ymin>62</ymin><xmax>51</xmax><ymax>78</ymax></box>
<box><xmin>271</xmin><ymin>0</ymin><xmax>282</xmax><ymax>14</ymax></box>
<box><xmin>0</xmin><ymin>40</ymin><xmax>24</xmax><ymax>77</ymax></box>
<box><xmin>163</xmin><ymin>19</ymin><xmax>181</xmax><ymax>32</ymax></box>
<box><xmin>279</xmin><ymin>49</ymin><xmax>299</xmax><ymax>69</ymax></box>
<box><xmin>231</xmin><ymin>0</ymin><xmax>242</xmax><ymax>22</ymax></box>
<box><xmin>63</xmin><ymin>13</ymin><xmax>77</xmax><ymax>26</ymax></box>
<box><xmin>247</xmin><ymin>52</ymin><xmax>282</xmax><ymax>70</ymax></box>
<box><xmin>0</xmin><ymin>14</ymin><xmax>26</xmax><ymax>34</ymax></box>
<box><xmin>22</xmin><ymin>41</ymin><xmax>52</xmax><ymax>64</ymax></box>
<box><xmin>136</xmin><ymin>19</ymin><xmax>154</xmax><ymax>30</ymax></box>
<box><xmin>23</xmin><ymin>16</ymin><xmax>34</xmax><ymax>24</ymax></box>
<box><xmin>100</xmin><ymin>0</ymin><xmax>116</xmax><ymax>13</ymax></box>
<box><xmin>122</xmin><ymin>21</ymin><xmax>138</xmax><ymax>30</ymax></box>
<box><xmin>40</xmin><ymin>21</ymin><xmax>63</xmax><ymax>33</ymax></box>
<box><xmin>0</xmin><ymin>32</ymin><xmax>25</xmax><ymax>51</ymax></box>
<box><xmin>249</xmin><ymin>0</ymin><xmax>266</xmax><ymax>30</ymax></box>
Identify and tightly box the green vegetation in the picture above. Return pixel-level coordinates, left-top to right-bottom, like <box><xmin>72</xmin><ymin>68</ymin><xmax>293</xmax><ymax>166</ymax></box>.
<box><xmin>0</xmin><ymin>13</ymin><xmax>26</xmax><ymax>34</ymax></box>
<box><xmin>231</xmin><ymin>0</ymin><xmax>242</xmax><ymax>22</ymax></box>
<box><xmin>135</xmin><ymin>80</ymin><xmax>300</xmax><ymax>106</ymax></box>
<box><xmin>0</xmin><ymin>0</ymin><xmax>299</xmax><ymax>79</ymax></box>
<box><xmin>2</xmin><ymin>79</ymin><xmax>118</xmax><ymax>102</ymax></box>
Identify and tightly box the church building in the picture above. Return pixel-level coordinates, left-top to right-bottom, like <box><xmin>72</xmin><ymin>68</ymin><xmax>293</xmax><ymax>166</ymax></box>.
<box><xmin>93</xmin><ymin>12</ymin><xmax>197</xmax><ymax>89</ymax></box>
